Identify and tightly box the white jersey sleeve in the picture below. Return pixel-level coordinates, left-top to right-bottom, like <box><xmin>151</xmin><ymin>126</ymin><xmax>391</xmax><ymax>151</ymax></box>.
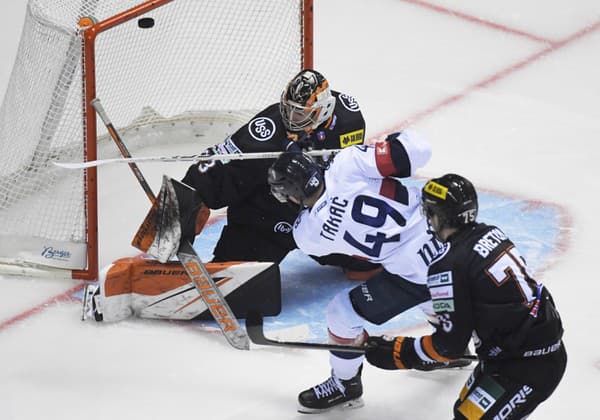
<box><xmin>330</xmin><ymin>129</ymin><xmax>431</xmax><ymax>182</ymax></box>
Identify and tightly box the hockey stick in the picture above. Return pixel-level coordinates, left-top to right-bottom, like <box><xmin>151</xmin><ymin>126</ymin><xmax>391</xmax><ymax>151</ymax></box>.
<box><xmin>53</xmin><ymin>149</ymin><xmax>342</xmax><ymax>169</ymax></box>
<box><xmin>92</xmin><ymin>97</ymin><xmax>249</xmax><ymax>350</ymax></box>
<box><xmin>246</xmin><ymin>311</ymin><xmax>368</xmax><ymax>353</ymax></box>
<box><xmin>246</xmin><ymin>311</ymin><xmax>478</xmax><ymax>361</ymax></box>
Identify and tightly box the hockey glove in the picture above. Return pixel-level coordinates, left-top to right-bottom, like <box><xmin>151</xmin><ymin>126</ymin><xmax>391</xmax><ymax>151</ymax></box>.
<box><xmin>366</xmin><ymin>335</ymin><xmax>471</xmax><ymax>371</ymax></box>
<box><xmin>365</xmin><ymin>336</ymin><xmax>420</xmax><ymax>370</ymax></box>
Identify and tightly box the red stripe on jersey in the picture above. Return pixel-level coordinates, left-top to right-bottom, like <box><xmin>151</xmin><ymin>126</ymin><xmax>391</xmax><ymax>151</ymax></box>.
<box><xmin>375</xmin><ymin>141</ymin><xmax>396</xmax><ymax>176</ymax></box>
<box><xmin>379</xmin><ymin>178</ymin><xmax>397</xmax><ymax>200</ymax></box>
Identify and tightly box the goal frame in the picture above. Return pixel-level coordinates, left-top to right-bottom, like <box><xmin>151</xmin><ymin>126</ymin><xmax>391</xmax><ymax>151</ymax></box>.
<box><xmin>14</xmin><ymin>0</ymin><xmax>313</xmax><ymax>281</ymax></box>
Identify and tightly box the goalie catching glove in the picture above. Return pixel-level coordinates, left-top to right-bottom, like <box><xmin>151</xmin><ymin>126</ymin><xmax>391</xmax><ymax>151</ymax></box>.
<box><xmin>365</xmin><ymin>335</ymin><xmax>469</xmax><ymax>371</ymax></box>
<box><xmin>132</xmin><ymin>175</ymin><xmax>203</xmax><ymax>263</ymax></box>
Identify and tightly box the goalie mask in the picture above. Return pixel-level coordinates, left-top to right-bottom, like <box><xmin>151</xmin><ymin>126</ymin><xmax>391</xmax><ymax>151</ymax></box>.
<box><xmin>280</xmin><ymin>69</ymin><xmax>336</xmax><ymax>132</ymax></box>
<box><xmin>268</xmin><ymin>152</ymin><xmax>324</xmax><ymax>208</ymax></box>
<box><xmin>421</xmin><ymin>174</ymin><xmax>478</xmax><ymax>239</ymax></box>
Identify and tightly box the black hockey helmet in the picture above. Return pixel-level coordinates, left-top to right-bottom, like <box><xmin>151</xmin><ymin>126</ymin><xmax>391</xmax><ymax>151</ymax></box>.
<box><xmin>280</xmin><ymin>69</ymin><xmax>336</xmax><ymax>132</ymax></box>
<box><xmin>421</xmin><ymin>174</ymin><xmax>478</xmax><ymax>232</ymax></box>
<box><xmin>268</xmin><ymin>152</ymin><xmax>324</xmax><ymax>208</ymax></box>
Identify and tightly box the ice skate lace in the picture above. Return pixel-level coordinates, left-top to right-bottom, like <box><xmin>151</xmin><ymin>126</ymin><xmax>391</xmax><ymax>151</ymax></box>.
<box><xmin>313</xmin><ymin>375</ymin><xmax>345</xmax><ymax>399</ymax></box>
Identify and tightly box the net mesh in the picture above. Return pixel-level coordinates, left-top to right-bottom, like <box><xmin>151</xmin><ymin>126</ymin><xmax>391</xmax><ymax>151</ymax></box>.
<box><xmin>0</xmin><ymin>0</ymin><xmax>304</xmax><ymax>272</ymax></box>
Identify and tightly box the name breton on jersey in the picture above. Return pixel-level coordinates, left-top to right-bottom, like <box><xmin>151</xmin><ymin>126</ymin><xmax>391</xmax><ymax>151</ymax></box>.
<box><xmin>473</xmin><ymin>228</ymin><xmax>508</xmax><ymax>258</ymax></box>
<box><xmin>320</xmin><ymin>196</ymin><xmax>349</xmax><ymax>241</ymax></box>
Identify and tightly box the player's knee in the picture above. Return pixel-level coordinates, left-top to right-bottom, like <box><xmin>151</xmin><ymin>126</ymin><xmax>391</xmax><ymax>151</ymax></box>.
<box><xmin>327</xmin><ymin>290</ymin><xmax>366</xmax><ymax>342</ymax></box>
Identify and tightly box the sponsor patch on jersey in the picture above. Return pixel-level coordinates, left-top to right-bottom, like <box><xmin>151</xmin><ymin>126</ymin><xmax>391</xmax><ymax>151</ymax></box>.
<box><xmin>248</xmin><ymin>117</ymin><xmax>276</xmax><ymax>141</ymax></box>
<box><xmin>432</xmin><ymin>299</ymin><xmax>455</xmax><ymax>312</ymax></box>
<box><xmin>273</xmin><ymin>221</ymin><xmax>293</xmax><ymax>234</ymax></box>
<box><xmin>218</xmin><ymin>136</ymin><xmax>242</xmax><ymax>154</ymax></box>
<box><xmin>338</xmin><ymin>93</ymin><xmax>360</xmax><ymax>112</ymax></box>
<box><xmin>339</xmin><ymin>129</ymin><xmax>364</xmax><ymax>148</ymax></box>
<box><xmin>429</xmin><ymin>285</ymin><xmax>453</xmax><ymax>300</ymax></box>
<box><xmin>427</xmin><ymin>271</ymin><xmax>452</xmax><ymax>287</ymax></box>
<box><xmin>424</xmin><ymin>180</ymin><xmax>448</xmax><ymax>200</ymax></box>
<box><xmin>458</xmin><ymin>377</ymin><xmax>505</xmax><ymax>419</ymax></box>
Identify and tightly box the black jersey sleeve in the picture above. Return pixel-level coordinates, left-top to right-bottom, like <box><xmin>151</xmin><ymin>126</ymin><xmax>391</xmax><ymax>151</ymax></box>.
<box><xmin>424</xmin><ymin>257</ymin><xmax>475</xmax><ymax>360</ymax></box>
<box><xmin>182</xmin><ymin>158</ymin><xmax>271</xmax><ymax>209</ymax></box>
<box><xmin>181</xmin><ymin>104</ymin><xmax>286</xmax><ymax>209</ymax></box>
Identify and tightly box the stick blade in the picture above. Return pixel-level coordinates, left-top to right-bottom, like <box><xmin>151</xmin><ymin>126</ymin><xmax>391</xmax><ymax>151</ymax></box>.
<box><xmin>245</xmin><ymin>311</ymin><xmax>270</xmax><ymax>346</ymax></box>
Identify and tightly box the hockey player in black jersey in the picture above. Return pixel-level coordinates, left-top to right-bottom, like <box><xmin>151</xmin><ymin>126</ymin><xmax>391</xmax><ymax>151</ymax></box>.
<box><xmin>181</xmin><ymin>69</ymin><xmax>379</xmax><ymax>276</ymax></box>
<box><xmin>365</xmin><ymin>174</ymin><xmax>566</xmax><ymax>420</ymax></box>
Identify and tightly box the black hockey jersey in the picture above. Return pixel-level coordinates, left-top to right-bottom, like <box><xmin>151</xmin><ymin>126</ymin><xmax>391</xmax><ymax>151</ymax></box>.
<box><xmin>425</xmin><ymin>223</ymin><xmax>563</xmax><ymax>361</ymax></box>
<box><xmin>181</xmin><ymin>91</ymin><xmax>365</xmax><ymax>239</ymax></box>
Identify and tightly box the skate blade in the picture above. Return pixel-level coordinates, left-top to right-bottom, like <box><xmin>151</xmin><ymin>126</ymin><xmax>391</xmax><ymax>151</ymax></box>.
<box><xmin>297</xmin><ymin>397</ymin><xmax>364</xmax><ymax>414</ymax></box>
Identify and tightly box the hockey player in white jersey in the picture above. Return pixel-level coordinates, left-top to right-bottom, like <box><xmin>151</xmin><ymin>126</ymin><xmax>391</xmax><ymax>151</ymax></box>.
<box><xmin>268</xmin><ymin>130</ymin><xmax>467</xmax><ymax>413</ymax></box>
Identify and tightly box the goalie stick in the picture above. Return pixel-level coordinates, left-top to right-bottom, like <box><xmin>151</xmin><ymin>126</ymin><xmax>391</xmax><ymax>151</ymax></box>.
<box><xmin>53</xmin><ymin>149</ymin><xmax>342</xmax><ymax>169</ymax></box>
<box><xmin>246</xmin><ymin>311</ymin><xmax>478</xmax><ymax>361</ymax></box>
<box><xmin>92</xmin><ymin>97</ymin><xmax>249</xmax><ymax>350</ymax></box>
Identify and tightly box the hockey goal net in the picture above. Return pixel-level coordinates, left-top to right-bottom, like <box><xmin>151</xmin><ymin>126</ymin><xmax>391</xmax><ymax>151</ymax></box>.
<box><xmin>0</xmin><ymin>0</ymin><xmax>312</xmax><ymax>279</ymax></box>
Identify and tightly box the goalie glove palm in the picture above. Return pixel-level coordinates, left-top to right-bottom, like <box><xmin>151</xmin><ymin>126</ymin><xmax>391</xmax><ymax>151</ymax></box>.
<box><xmin>132</xmin><ymin>176</ymin><xmax>202</xmax><ymax>263</ymax></box>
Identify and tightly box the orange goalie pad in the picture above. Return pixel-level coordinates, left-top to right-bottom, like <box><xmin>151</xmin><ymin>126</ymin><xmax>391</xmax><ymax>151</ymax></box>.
<box><xmin>103</xmin><ymin>257</ymin><xmax>244</xmax><ymax>298</ymax></box>
<box><xmin>103</xmin><ymin>256</ymin><xmax>281</xmax><ymax>319</ymax></box>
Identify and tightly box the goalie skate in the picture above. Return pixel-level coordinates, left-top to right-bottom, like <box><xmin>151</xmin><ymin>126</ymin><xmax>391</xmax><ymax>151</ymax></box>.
<box><xmin>81</xmin><ymin>283</ymin><xmax>103</xmax><ymax>322</ymax></box>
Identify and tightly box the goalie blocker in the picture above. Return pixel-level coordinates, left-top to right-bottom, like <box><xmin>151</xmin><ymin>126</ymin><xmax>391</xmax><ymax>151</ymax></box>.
<box><xmin>85</xmin><ymin>256</ymin><xmax>281</xmax><ymax>322</ymax></box>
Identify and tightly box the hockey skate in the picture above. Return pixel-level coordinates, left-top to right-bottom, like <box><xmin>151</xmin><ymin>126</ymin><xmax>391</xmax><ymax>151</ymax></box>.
<box><xmin>81</xmin><ymin>283</ymin><xmax>103</xmax><ymax>322</ymax></box>
<box><xmin>298</xmin><ymin>366</ymin><xmax>364</xmax><ymax>414</ymax></box>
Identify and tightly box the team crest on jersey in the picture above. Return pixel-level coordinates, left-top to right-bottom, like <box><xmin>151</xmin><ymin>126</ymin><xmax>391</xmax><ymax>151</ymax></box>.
<box><xmin>339</xmin><ymin>129</ymin><xmax>364</xmax><ymax>148</ymax></box>
<box><xmin>338</xmin><ymin>93</ymin><xmax>360</xmax><ymax>112</ymax></box>
<box><xmin>249</xmin><ymin>117</ymin><xmax>276</xmax><ymax>141</ymax></box>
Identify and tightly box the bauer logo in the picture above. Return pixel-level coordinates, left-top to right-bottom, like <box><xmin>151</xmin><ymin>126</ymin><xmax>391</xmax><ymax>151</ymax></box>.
<box><xmin>274</xmin><ymin>222</ymin><xmax>293</xmax><ymax>233</ymax></box>
<box><xmin>249</xmin><ymin>117</ymin><xmax>276</xmax><ymax>141</ymax></box>
<box><xmin>41</xmin><ymin>246</ymin><xmax>72</xmax><ymax>261</ymax></box>
<box><xmin>339</xmin><ymin>93</ymin><xmax>360</xmax><ymax>112</ymax></box>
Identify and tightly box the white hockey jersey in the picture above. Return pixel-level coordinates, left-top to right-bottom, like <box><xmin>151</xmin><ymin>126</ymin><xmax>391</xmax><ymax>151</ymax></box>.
<box><xmin>293</xmin><ymin>130</ymin><xmax>442</xmax><ymax>285</ymax></box>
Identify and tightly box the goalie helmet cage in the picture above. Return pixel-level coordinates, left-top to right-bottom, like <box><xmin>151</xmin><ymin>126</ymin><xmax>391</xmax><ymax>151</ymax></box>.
<box><xmin>0</xmin><ymin>0</ymin><xmax>313</xmax><ymax>280</ymax></box>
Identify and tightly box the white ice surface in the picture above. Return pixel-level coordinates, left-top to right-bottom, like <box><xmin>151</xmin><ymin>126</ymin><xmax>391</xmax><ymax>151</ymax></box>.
<box><xmin>1</xmin><ymin>1</ymin><xmax>599</xmax><ymax>419</ymax></box>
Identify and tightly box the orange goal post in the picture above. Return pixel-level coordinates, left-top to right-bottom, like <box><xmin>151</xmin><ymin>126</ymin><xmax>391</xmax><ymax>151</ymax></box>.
<box><xmin>0</xmin><ymin>0</ymin><xmax>313</xmax><ymax>280</ymax></box>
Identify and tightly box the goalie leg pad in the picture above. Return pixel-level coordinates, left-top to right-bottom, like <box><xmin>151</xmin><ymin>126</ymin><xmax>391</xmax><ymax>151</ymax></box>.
<box><xmin>97</xmin><ymin>256</ymin><xmax>281</xmax><ymax>321</ymax></box>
